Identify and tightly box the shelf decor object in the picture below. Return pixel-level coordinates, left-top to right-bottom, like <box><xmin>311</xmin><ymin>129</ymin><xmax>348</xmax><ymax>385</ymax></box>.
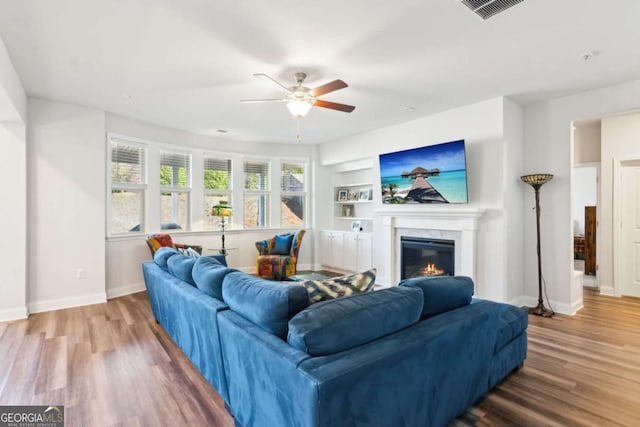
<box><xmin>211</xmin><ymin>201</ymin><xmax>233</xmax><ymax>255</ymax></box>
<box><xmin>521</xmin><ymin>173</ymin><xmax>554</xmax><ymax>318</ymax></box>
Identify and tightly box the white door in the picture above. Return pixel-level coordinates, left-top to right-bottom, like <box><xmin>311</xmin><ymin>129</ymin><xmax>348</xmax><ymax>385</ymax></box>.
<box><xmin>343</xmin><ymin>233</ymin><xmax>358</xmax><ymax>272</ymax></box>
<box><xmin>621</xmin><ymin>162</ymin><xmax>640</xmax><ymax>297</ymax></box>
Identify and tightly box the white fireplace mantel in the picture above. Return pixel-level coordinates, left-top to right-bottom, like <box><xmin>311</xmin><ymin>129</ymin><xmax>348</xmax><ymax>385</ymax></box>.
<box><xmin>375</xmin><ymin>207</ymin><xmax>485</xmax><ymax>287</ymax></box>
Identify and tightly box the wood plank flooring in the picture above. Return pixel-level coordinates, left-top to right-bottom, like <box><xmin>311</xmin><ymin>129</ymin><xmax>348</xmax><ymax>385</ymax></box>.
<box><xmin>1</xmin><ymin>289</ymin><xmax>639</xmax><ymax>426</ymax></box>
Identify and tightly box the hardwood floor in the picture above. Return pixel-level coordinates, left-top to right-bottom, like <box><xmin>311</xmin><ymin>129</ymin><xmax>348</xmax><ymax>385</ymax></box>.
<box><xmin>1</xmin><ymin>289</ymin><xmax>639</xmax><ymax>426</ymax></box>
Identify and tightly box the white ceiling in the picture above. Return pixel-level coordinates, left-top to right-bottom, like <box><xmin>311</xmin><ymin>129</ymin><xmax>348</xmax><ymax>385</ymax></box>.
<box><xmin>1</xmin><ymin>0</ymin><xmax>639</xmax><ymax>144</ymax></box>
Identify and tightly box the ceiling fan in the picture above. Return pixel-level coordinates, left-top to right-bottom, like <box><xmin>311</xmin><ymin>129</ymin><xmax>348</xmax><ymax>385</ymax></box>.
<box><xmin>241</xmin><ymin>72</ymin><xmax>356</xmax><ymax>118</ymax></box>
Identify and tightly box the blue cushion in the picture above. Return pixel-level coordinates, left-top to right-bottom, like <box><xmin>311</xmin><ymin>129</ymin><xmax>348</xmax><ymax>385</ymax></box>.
<box><xmin>271</xmin><ymin>233</ymin><xmax>293</xmax><ymax>255</ymax></box>
<box><xmin>222</xmin><ymin>272</ymin><xmax>309</xmax><ymax>338</ymax></box>
<box><xmin>192</xmin><ymin>256</ymin><xmax>236</xmax><ymax>300</ymax></box>
<box><xmin>495</xmin><ymin>303</ymin><xmax>528</xmax><ymax>352</ymax></box>
<box><xmin>153</xmin><ymin>247</ymin><xmax>178</xmax><ymax>270</ymax></box>
<box><xmin>167</xmin><ymin>254</ymin><xmax>197</xmax><ymax>286</ymax></box>
<box><xmin>399</xmin><ymin>276</ymin><xmax>474</xmax><ymax>318</ymax></box>
<box><xmin>288</xmin><ymin>287</ymin><xmax>423</xmax><ymax>356</ymax></box>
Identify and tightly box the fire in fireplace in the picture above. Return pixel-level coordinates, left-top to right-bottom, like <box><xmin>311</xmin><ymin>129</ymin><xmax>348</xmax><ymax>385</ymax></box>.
<box><xmin>401</xmin><ymin>236</ymin><xmax>455</xmax><ymax>280</ymax></box>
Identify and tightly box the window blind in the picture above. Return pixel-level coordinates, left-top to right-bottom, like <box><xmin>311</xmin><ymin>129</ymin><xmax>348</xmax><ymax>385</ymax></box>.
<box><xmin>244</xmin><ymin>160</ymin><xmax>270</xmax><ymax>190</ymax></box>
<box><xmin>204</xmin><ymin>158</ymin><xmax>231</xmax><ymax>190</ymax></box>
<box><xmin>160</xmin><ymin>151</ymin><xmax>191</xmax><ymax>188</ymax></box>
<box><xmin>111</xmin><ymin>141</ymin><xmax>145</xmax><ymax>184</ymax></box>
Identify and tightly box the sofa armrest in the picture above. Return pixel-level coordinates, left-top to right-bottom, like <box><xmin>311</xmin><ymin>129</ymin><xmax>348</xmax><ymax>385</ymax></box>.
<box><xmin>218</xmin><ymin>311</ymin><xmax>316</xmax><ymax>427</ymax></box>
<box><xmin>255</xmin><ymin>239</ymin><xmax>272</xmax><ymax>255</ymax></box>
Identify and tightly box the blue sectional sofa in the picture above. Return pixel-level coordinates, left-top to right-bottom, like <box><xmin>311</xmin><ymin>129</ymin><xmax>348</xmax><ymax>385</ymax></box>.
<box><xmin>142</xmin><ymin>248</ymin><xmax>528</xmax><ymax>427</ymax></box>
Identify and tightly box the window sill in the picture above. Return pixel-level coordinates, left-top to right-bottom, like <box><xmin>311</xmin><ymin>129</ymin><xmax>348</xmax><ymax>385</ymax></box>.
<box><xmin>106</xmin><ymin>227</ymin><xmax>308</xmax><ymax>242</ymax></box>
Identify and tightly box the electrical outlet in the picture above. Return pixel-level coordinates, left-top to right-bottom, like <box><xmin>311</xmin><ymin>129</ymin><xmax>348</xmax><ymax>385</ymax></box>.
<box><xmin>76</xmin><ymin>268</ymin><xmax>86</xmax><ymax>279</ymax></box>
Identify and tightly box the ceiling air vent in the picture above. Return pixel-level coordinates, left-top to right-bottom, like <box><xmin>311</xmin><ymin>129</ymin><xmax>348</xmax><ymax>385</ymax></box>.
<box><xmin>460</xmin><ymin>0</ymin><xmax>525</xmax><ymax>20</ymax></box>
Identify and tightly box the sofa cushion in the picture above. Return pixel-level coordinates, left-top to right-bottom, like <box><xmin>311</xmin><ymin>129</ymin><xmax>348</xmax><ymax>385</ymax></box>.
<box><xmin>399</xmin><ymin>276</ymin><xmax>474</xmax><ymax>318</ymax></box>
<box><xmin>222</xmin><ymin>272</ymin><xmax>309</xmax><ymax>338</ymax></box>
<box><xmin>192</xmin><ymin>256</ymin><xmax>236</xmax><ymax>300</ymax></box>
<box><xmin>271</xmin><ymin>233</ymin><xmax>293</xmax><ymax>255</ymax></box>
<box><xmin>495</xmin><ymin>303</ymin><xmax>528</xmax><ymax>352</ymax></box>
<box><xmin>288</xmin><ymin>287</ymin><xmax>423</xmax><ymax>356</ymax></box>
<box><xmin>167</xmin><ymin>254</ymin><xmax>197</xmax><ymax>286</ymax></box>
<box><xmin>302</xmin><ymin>268</ymin><xmax>377</xmax><ymax>303</ymax></box>
<box><xmin>154</xmin><ymin>247</ymin><xmax>178</xmax><ymax>270</ymax></box>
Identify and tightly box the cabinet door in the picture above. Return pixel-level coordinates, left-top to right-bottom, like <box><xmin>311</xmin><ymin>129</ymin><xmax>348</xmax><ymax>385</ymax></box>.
<box><xmin>331</xmin><ymin>232</ymin><xmax>345</xmax><ymax>268</ymax></box>
<box><xmin>356</xmin><ymin>234</ymin><xmax>372</xmax><ymax>272</ymax></box>
<box><xmin>320</xmin><ymin>231</ymin><xmax>345</xmax><ymax>268</ymax></box>
<box><xmin>343</xmin><ymin>233</ymin><xmax>358</xmax><ymax>272</ymax></box>
<box><xmin>319</xmin><ymin>231</ymin><xmax>334</xmax><ymax>267</ymax></box>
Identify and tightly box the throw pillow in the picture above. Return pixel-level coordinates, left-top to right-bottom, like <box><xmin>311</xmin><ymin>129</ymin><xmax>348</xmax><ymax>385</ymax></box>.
<box><xmin>177</xmin><ymin>246</ymin><xmax>201</xmax><ymax>258</ymax></box>
<box><xmin>302</xmin><ymin>268</ymin><xmax>377</xmax><ymax>303</ymax></box>
<box><xmin>271</xmin><ymin>233</ymin><xmax>294</xmax><ymax>255</ymax></box>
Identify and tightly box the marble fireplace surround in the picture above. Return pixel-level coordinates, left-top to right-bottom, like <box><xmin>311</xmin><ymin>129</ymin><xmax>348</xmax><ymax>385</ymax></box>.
<box><xmin>376</xmin><ymin>206</ymin><xmax>485</xmax><ymax>287</ymax></box>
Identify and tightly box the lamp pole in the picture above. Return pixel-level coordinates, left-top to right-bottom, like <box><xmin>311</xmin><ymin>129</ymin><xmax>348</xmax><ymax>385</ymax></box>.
<box><xmin>521</xmin><ymin>174</ymin><xmax>554</xmax><ymax>318</ymax></box>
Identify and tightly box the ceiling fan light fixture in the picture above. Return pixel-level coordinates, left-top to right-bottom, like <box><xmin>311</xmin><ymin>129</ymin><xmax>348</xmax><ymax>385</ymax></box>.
<box><xmin>286</xmin><ymin>100</ymin><xmax>313</xmax><ymax>117</ymax></box>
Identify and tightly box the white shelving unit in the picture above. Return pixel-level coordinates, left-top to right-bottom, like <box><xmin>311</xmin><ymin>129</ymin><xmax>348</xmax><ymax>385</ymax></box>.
<box><xmin>334</xmin><ymin>182</ymin><xmax>374</xmax><ymax>228</ymax></box>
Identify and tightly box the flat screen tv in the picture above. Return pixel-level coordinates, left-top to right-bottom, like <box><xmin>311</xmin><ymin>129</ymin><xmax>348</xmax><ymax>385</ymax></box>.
<box><xmin>379</xmin><ymin>139</ymin><xmax>468</xmax><ymax>204</ymax></box>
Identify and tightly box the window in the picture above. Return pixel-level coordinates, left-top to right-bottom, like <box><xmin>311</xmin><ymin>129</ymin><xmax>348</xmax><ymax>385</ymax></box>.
<box><xmin>244</xmin><ymin>160</ymin><xmax>270</xmax><ymax>228</ymax></box>
<box><xmin>204</xmin><ymin>157</ymin><xmax>232</xmax><ymax>230</ymax></box>
<box><xmin>110</xmin><ymin>139</ymin><xmax>146</xmax><ymax>234</ymax></box>
<box><xmin>281</xmin><ymin>161</ymin><xmax>306</xmax><ymax>227</ymax></box>
<box><xmin>160</xmin><ymin>150</ymin><xmax>191</xmax><ymax>230</ymax></box>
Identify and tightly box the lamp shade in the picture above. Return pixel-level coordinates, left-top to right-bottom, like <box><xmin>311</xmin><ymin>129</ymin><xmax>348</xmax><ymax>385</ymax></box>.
<box><xmin>286</xmin><ymin>100</ymin><xmax>313</xmax><ymax>118</ymax></box>
<box><xmin>521</xmin><ymin>174</ymin><xmax>553</xmax><ymax>188</ymax></box>
<box><xmin>212</xmin><ymin>201</ymin><xmax>233</xmax><ymax>217</ymax></box>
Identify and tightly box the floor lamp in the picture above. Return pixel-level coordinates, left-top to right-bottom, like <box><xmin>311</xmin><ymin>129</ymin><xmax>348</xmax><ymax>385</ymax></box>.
<box><xmin>211</xmin><ymin>201</ymin><xmax>233</xmax><ymax>255</ymax></box>
<box><xmin>521</xmin><ymin>174</ymin><xmax>554</xmax><ymax>318</ymax></box>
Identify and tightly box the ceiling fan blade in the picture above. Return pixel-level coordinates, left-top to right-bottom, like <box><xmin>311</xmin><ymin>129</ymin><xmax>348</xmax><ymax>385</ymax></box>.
<box><xmin>314</xmin><ymin>99</ymin><xmax>356</xmax><ymax>113</ymax></box>
<box><xmin>310</xmin><ymin>79</ymin><xmax>348</xmax><ymax>97</ymax></box>
<box><xmin>253</xmin><ymin>73</ymin><xmax>293</xmax><ymax>92</ymax></box>
<box><xmin>240</xmin><ymin>98</ymin><xmax>286</xmax><ymax>103</ymax></box>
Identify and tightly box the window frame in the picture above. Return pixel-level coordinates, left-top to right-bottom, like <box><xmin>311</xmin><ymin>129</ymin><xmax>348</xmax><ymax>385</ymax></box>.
<box><xmin>159</xmin><ymin>149</ymin><xmax>192</xmax><ymax>231</ymax></box>
<box><xmin>203</xmin><ymin>155</ymin><xmax>233</xmax><ymax>230</ymax></box>
<box><xmin>108</xmin><ymin>136</ymin><xmax>148</xmax><ymax>236</ymax></box>
<box><xmin>280</xmin><ymin>159</ymin><xmax>308</xmax><ymax>228</ymax></box>
<box><xmin>243</xmin><ymin>158</ymin><xmax>271</xmax><ymax>229</ymax></box>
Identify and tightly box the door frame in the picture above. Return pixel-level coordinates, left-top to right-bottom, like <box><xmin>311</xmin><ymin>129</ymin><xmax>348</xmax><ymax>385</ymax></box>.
<box><xmin>612</xmin><ymin>156</ymin><xmax>640</xmax><ymax>297</ymax></box>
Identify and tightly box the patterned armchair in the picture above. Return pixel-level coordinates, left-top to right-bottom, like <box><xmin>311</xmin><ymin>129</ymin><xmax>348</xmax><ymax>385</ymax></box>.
<box><xmin>255</xmin><ymin>230</ymin><xmax>305</xmax><ymax>280</ymax></box>
<box><xmin>145</xmin><ymin>233</ymin><xmax>203</xmax><ymax>257</ymax></box>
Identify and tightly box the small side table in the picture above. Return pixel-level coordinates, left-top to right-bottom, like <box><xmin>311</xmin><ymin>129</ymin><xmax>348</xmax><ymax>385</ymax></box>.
<box><xmin>206</xmin><ymin>247</ymin><xmax>238</xmax><ymax>256</ymax></box>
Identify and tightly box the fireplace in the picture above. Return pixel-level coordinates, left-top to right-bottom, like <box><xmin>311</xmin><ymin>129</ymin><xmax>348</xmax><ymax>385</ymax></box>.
<box><xmin>401</xmin><ymin>236</ymin><xmax>455</xmax><ymax>280</ymax></box>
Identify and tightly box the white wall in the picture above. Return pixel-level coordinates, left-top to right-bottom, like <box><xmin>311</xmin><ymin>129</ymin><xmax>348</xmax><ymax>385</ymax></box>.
<box><xmin>574</xmin><ymin>120</ymin><xmax>601</xmax><ymax>164</ymax></box>
<box><xmin>600</xmin><ymin>112</ymin><xmax>640</xmax><ymax>295</ymax></box>
<box><xmin>0</xmin><ymin>124</ymin><xmax>27</xmax><ymax>321</ymax></box>
<box><xmin>523</xmin><ymin>78</ymin><xmax>640</xmax><ymax>313</ymax></box>
<box><xmin>502</xmin><ymin>98</ymin><xmax>525</xmax><ymax>301</ymax></box>
<box><xmin>572</xmin><ymin>166</ymin><xmax>597</xmax><ymax>236</ymax></box>
<box><xmin>105</xmin><ymin>114</ymin><xmax>316</xmax><ymax>296</ymax></box>
<box><xmin>27</xmin><ymin>98</ymin><xmax>107</xmax><ymax>312</ymax></box>
<box><xmin>0</xmin><ymin>36</ymin><xmax>27</xmax><ymax>322</ymax></box>
<box><xmin>317</xmin><ymin>98</ymin><xmax>523</xmax><ymax>302</ymax></box>
<box><xmin>0</xmin><ymin>37</ymin><xmax>26</xmax><ymax>123</ymax></box>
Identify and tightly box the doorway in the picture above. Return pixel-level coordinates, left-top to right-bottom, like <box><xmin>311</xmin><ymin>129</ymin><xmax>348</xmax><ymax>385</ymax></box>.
<box><xmin>573</xmin><ymin>165</ymin><xmax>598</xmax><ymax>288</ymax></box>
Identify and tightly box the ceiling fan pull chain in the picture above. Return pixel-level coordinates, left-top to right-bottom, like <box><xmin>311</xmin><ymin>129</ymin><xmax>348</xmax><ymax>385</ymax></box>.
<box><xmin>296</xmin><ymin>117</ymin><xmax>302</xmax><ymax>143</ymax></box>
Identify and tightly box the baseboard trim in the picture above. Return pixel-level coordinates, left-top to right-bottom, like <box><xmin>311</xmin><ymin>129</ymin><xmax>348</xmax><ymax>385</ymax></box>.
<box><xmin>28</xmin><ymin>292</ymin><xmax>107</xmax><ymax>314</ymax></box>
<box><xmin>508</xmin><ymin>295</ymin><xmax>582</xmax><ymax>316</ymax></box>
<box><xmin>0</xmin><ymin>306</ymin><xmax>28</xmax><ymax>322</ymax></box>
<box><xmin>599</xmin><ymin>285</ymin><xmax>616</xmax><ymax>296</ymax></box>
<box><xmin>107</xmin><ymin>282</ymin><xmax>146</xmax><ymax>299</ymax></box>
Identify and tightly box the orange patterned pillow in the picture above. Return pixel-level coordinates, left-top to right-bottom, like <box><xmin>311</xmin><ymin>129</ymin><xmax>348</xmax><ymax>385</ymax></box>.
<box><xmin>146</xmin><ymin>234</ymin><xmax>175</xmax><ymax>253</ymax></box>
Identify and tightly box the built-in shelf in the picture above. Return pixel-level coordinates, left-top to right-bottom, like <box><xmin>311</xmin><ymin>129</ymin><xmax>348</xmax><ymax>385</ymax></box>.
<box><xmin>335</xmin><ymin>216</ymin><xmax>373</xmax><ymax>221</ymax></box>
<box><xmin>336</xmin><ymin>200</ymin><xmax>372</xmax><ymax>205</ymax></box>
